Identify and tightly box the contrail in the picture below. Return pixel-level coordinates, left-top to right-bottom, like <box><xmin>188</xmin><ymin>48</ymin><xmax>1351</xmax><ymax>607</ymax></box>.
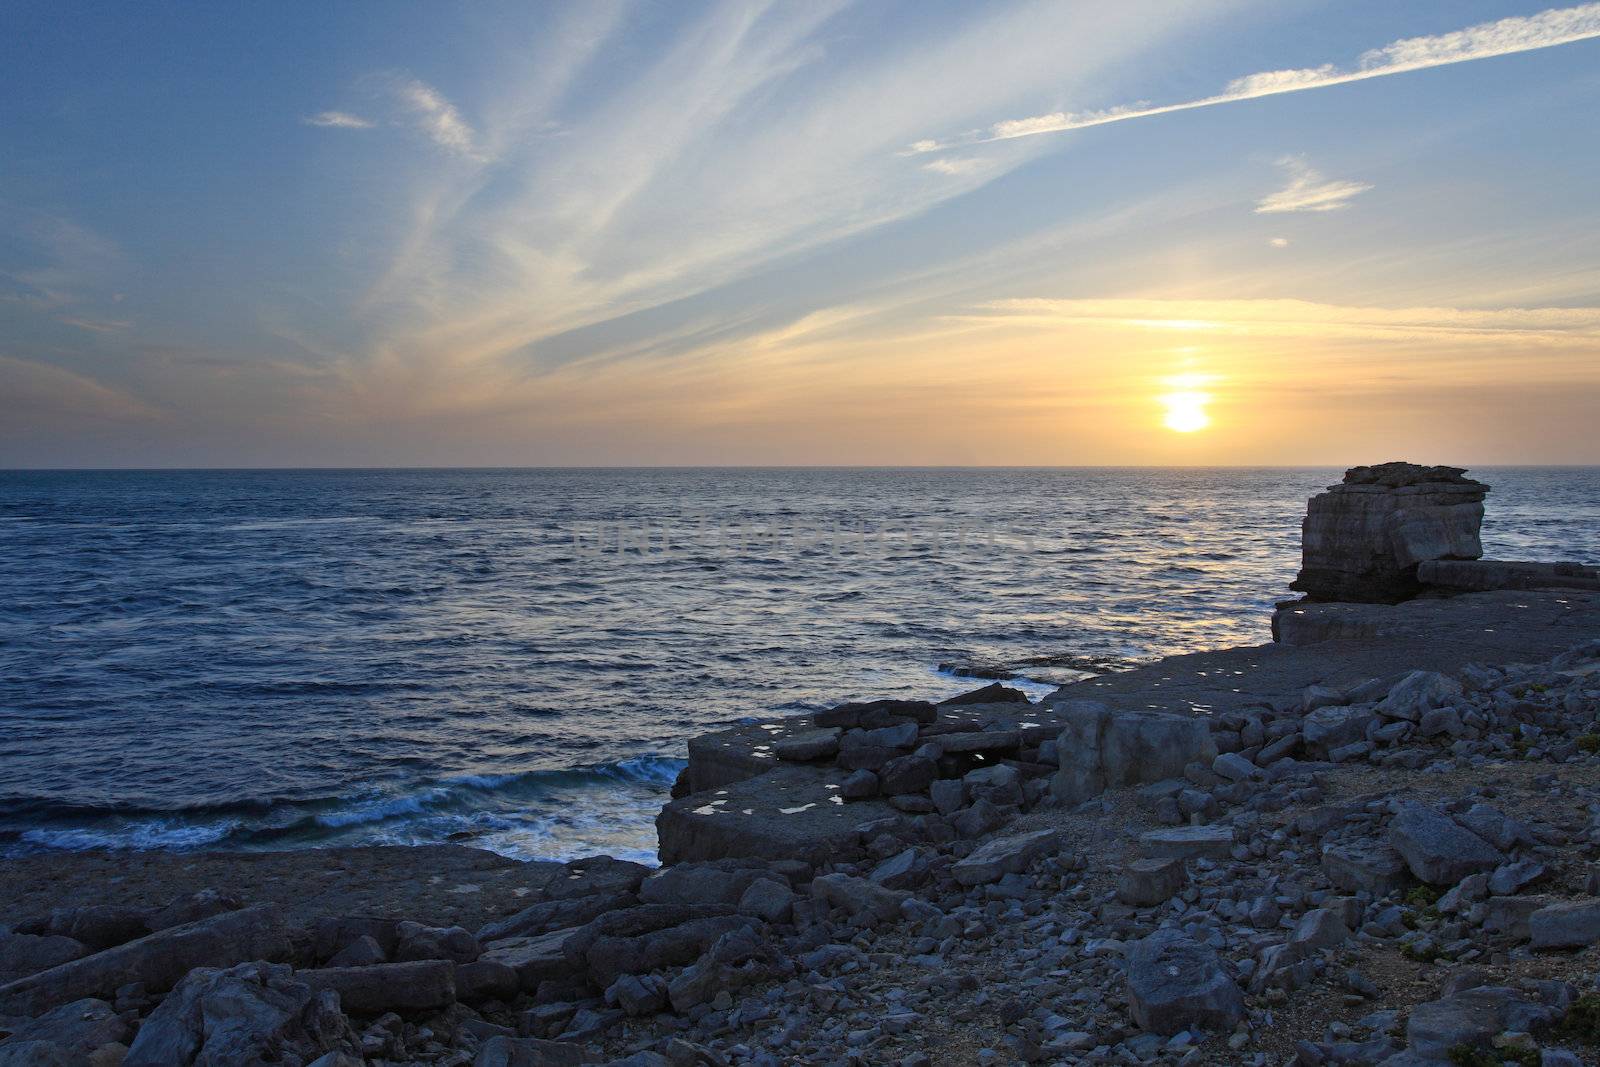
<box><xmin>908</xmin><ymin>3</ymin><xmax>1600</xmax><ymax>154</ymax></box>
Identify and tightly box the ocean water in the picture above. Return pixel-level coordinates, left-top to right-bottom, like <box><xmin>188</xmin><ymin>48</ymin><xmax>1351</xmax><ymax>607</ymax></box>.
<box><xmin>2</xmin><ymin>467</ymin><xmax>1595</xmax><ymax>864</ymax></box>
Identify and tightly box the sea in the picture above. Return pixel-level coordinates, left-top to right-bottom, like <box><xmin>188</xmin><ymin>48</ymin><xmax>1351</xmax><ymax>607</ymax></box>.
<box><xmin>2</xmin><ymin>467</ymin><xmax>1595</xmax><ymax>865</ymax></box>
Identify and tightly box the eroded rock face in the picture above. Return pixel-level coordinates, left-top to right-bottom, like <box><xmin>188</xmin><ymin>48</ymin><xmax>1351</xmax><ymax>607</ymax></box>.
<box><xmin>1290</xmin><ymin>462</ymin><xmax>1488</xmax><ymax>603</ymax></box>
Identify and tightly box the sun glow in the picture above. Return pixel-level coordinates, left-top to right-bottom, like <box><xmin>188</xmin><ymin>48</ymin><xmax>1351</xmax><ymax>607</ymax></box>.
<box><xmin>1158</xmin><ymin>372</ymin><xmax>1215</xmax><ymax>433</ymax></box>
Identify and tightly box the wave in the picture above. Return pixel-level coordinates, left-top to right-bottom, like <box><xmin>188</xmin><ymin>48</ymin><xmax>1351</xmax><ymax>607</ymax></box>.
<box><xmin>0</xmin><ymin>755</ymin><xmax>686</xmax><ymax>860</ymax></box>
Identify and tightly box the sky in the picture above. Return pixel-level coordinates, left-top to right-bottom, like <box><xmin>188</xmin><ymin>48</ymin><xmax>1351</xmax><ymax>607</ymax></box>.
<box><xmin>2</xmin><ymin>0</ymin><xmax>1599</xmax><ymax>467</ymax></box>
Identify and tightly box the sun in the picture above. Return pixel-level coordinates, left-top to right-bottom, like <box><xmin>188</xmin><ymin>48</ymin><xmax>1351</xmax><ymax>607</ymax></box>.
<box><xmin>1161</xmin><ymin>389</ymin><xmax>1212</xmax><ymax>433</ymax></box>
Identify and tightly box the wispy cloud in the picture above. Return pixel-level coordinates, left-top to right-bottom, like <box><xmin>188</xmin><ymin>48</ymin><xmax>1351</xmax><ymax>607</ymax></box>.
<box><xmin>1255</xmin><ymin>157</ymin><xmax>1372</xmax><ymax>214</ymax></box>
<box><xmin>394</xmin><ymin>79</ymin><xmax>482</xmax><ymax>159</ymax></box>
<box><xmin>910</xmin><ymin>3</ymin><xmax>1600</xmax><ymax>153</ymax></box>
<box><xmin>59</xmin><ymin>316</ymin><xmax>133</xmax><ymax>333</ymax></box>
<box><xmin>304</xmin><ymin>110</ymin><xmax>374</xmax><ymax>129</ymax></box>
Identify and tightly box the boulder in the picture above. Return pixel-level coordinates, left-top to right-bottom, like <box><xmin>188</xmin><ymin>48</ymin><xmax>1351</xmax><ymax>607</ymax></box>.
<box><xmin>815</xmin><ymin>699</ymin><xmax>936</xmax><ymax>729</ymax></box>
<box><xmin>951</xmin><ymin>829</ymin><xmax>1061</xmax><ymax>886</ymax></box>
<box><xmin>735</xmin><ymin>879</ymin><xmax>795</xmax><ymax>924</ymax></box>
<box><xmin>1405</xmin><ymin>986</ymin><xmax>1561</xmax><ymax>1060</ymax></box>
<box><xmin>574</xmin><ymin>910</ymin><xmax>758</xmax><ymax>987</ymax></box>
<box><xmin>809</xmin><ymin>874</ymin><xmax>908</xmax><ymax>924</ymax></box>
<box><xmin>637</xmin><ymin>861</ymin><xmax>778</xmax><ymax>909</ymax></box>
<box><xmin>1527</xmin><ymin>899</ymin><xmax>1600</xmax><ymax>949</ymax></box>
<box><xmin>1138</xmin><ymin>826</ymin><xmax>1234</xmax><ymax>861</ymax></box>
<box><xmin>394</xmin><ymin>922</ymin><xmax>479</xmax><ymax>964</ymax></box>
<box><xmin>1302</xmin><ymin>705</ymin><xmax>1377</xmax><ymax>757</ymax></box>
<box><xmin>325</xmin><ymin>935</ymin><xmax>385</xmax><ymax>968</ymax></box>
<box><xmin>1117</xmin><ymin>858</ymin><xmax>1186</xmax><ymax>907</ymax></box>
<box><xmin>146</xmin><ymin>889</ymin><xmax>243</xmax><ymax>933</ymax></box>
<box><xmin>477</xmin><ymin>891</ymin><xmax>635</xmax><ymax>943</ymax></box>
<box><xmin>0</xmin><ymin>998</ymin><xmax>130</xmax><ymax>1064</ymax></box>
<box><xmin>940</xmin><ymin>683</ymin><xmax>1029</xmax><ymax>706</ymax></box>
<box><xmin>44</xmin><ymin>906</ymin><xmax>150</xmax><ymax>952</ymax></box>
<box><xmin>773</xmin><ymin>728</ymin><xmax>840</xmax><ymax>762</ymax></box>
<box><xmin>481</xmin><ymin>927</ymin><xmax>584</xmax><ymax>991</ymax></box>
<box><xmin>297</xmin><ymin>960</ymin><xmax>456</xmax><ymax>1015</ymax></box>
<box><xmin>1377</xmin><ymin>671</ymin><xmax>1464</xmax><ymax>722</ymax></box>
<box><xmin>1050</xmin><ymin>701</ymin><xmax>1217</xmax><ymax>805</ymax></box>
<box><xmin>473</xmin><ymin>1035</ymin><xmax>599</xmax><ymax>1067</ymax></box>
<box><xmin>0</xmin><ymin>905</ymin><xmax>291</xmax><ymax>1018</ymax></box>
<box><xmin>456</xmin><ymin>959</ymin><xmax>520</xmax><ymax>1003</ymax></box>
<box><xmin>1289</xmin><ymin>462</ymin><xmax>1488</xmax><ymax>603</ymax></box>
<box><xmin>1388</xmin><ymin>802</ymin><xmax>1504</xmax><ymax>885</ymax></box>
<box><xmin>0</xmin><ymin>933</ymin><xmax>88</xmax><ymax>986</ymax></box>
<box><xmin>1322</xmin><ymin>842</ymin><xmax>1410</xmax><ymax>896</ymax></box>
<box><xmin>1124</xmin><ymin>930</ymin><xmax>1244</xmax><ymax>1035</ymax></box>
<box><xmin>124</xmin><ymin>961</ymin><xmax>355</xmax><ymax>1067</ymax></box>
<box><xmin>877</xmin><ymin>755</ymin><xmax>937</xmax><ymax>796</ymax></box>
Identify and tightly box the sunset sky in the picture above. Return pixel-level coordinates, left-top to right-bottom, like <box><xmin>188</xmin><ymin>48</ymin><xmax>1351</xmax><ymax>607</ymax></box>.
<box><xmin>3</xmin><ymin>1</ymin><xmax>1599</xmax><ymax>467</ymax></box>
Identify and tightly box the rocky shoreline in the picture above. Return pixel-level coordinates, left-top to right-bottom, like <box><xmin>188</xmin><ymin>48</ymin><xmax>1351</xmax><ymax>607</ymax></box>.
<box><xmin>4</xmin><ymin>463</ymin><xmax>1600</xmax><ymax>1066</ymax></box>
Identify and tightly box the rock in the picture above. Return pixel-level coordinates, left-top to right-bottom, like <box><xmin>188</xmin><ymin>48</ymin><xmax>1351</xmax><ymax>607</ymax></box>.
<box><xmin>1377</xmin><ymin>671</ymin><xmax>1464</xmax><ymax>722</ymax></box>
<box><xmin>457</xmin><ymin>959</ymin><xmax>520</xmax><ymax>1002</ymax></box>
<box><xmin>573</xmin><ymin>909</ymin><xmax>758</xmax><ymax>987</ymax></box>
<box><xmin>1527</xmin><ymin>899</ymin><xmax>1600</xmax><ymax>949</ymax></box>
<box><xmin>0</xmin><ymin>999</ymin><xmax>130</xmax><ymax>1064</ymax></box>
<box><xmin>473</xmin><ymin>1035</ymin><xmax>599</xmax><ymax>1066</ymax></box>
<box><xmin>325</xmin><ymin>935</ymin><xmax>386</xmax><ymax>968</ymax></box>
<box><xmin>1211</xmin><ymin>752</ymin><xmax>1258</xmax><ymax>782</ymax></box>
<box><xmin>950</xmin><ymin>798</ymin><xmax>1009</xmax><ymax>839</ymax></box>
<box><xmin>0</xmin><ymin>934</ymin><xmax>88</xmax><ymax>986</ymax></box>
<box><xmin>773</xmin><ymin>728</ymin><xmax>841</xmax><ymax>761</ymax></box>
<box><xmin>477</xmin><ymin>892</ymin><xmax>636</xmax><ymax>943</ymax></box>
<box><xmin>815</xmin><ymin>699</ymin><xmax>936</xmax><ymax>729</ymax></box>
<box><xmin>638</xmin><ymin>861</ymin><xmax>777</xmax><ymax>909</ymax></box>
<box><xmin>1488</xmin><ymin>858</ymin><xmax>1547</xmax><ymax>896</ymax></box>
<box><xmin>932</xmin><ymin>729</ymin><xmax>1021</xmax><ymax>754</ymax></box>
<box><xmin>735</xmin><ymin>879</ymin><xmax>795</xmax><ymax>924</ymax></box>
<box><xmin>1417</xmin><ymin>706</ymin><xmax>1465</xmax><ymax>738</ymax></box>
<box><xmin>1124</xmin><ymin>930</ymin><xmax>1245</xmax><ymax>1036</ymax></box>
<box><xmin>951</xmin><ymin>829</ymin><xmax>1061</xmax><ymax>886</ymax></box>
<box><xmin>877</xmin><ymin>755</ymin><xmax>937</xmax><ymax>796</ymax></box>
<box><xmin>1457</xmin><ymin>804</ymin><xmax>1534</xmax><ymax>852</ymax></box>
<box><xmin>809</xmin><ymin>874</ymin><xmax>909</xmax><ymax>923</ymax></box>
<box><xmin>0</xmin><ymin>905</ymin><xmax>291</xmax><ymax>1018</ymax></box>
<box><xmin>1405</xmin><ymin>986</ymin><xmax>1559</xmax><ymax>1060</ymax></box>
<box><xmin>146</xmin><ymin>889</ymin><xmax>243</xmax><ymax>933</ymax></box>
<box><xmin>1389</xmin><ymin>802</ymin><xmax>1504</xmax><ymax>885</ymax></box>
<box><xmin>1117</xmin><ymin>858</ymin><xmax>1186</xmax><ymax>907</ymax></box>
<box><xmin>1138</xmin><ymin>826</ymin><xmax>1234</xmax><ymax>861</ymax></box>
<box><xmin>1477</xmin><ymin>896</ymin><xmax>1546</xmax><ymax>940</ymax></box>
<box><xmin>839</xmin><ymin>723</ymin><xmax>919</xmax><ymax>756</ymax></box>
<box><xmin>605</xmin><ymin>973</ymin><xmax>667</xmax><ymax>1017</ymax></box>
<box><xmin>1050</xmin><ymin>701</ymin><xmax>1217</xmax><ymax>805</ymax></box>
<box><xmin>536</xmin><ymin>856</ymin><xmax>652</xmax><ymax>902</ymax></box>
<box><xmin>1288</xmin><ymin>908</ymin><xmax>1350</xmax><ymax>952</ymax></box>
<box><xmin>1289</xmin><ymin>462</ymin><xmax>1487</xmax><ymax>603</ymax></box>
<box><xmin>124</xmin><ymin>961</ymin><xmax>354</xmax><ymax>1067</ymax></box>
<box><xmin>1301</xmin><ymin>685</ymin><xmax>1345</xmax><ymax>713</ymax></box>
<box><xmin>869</xmin><ymin>848</ymin><xmax>931</xmax><ymax>890</ymax></box>
<box><xmin>312</xmin><ymin>917</ymin><xmax>400</xmax><ymax>961</ymax></box>
<box><xmin>298</xmin><ymin>959</ymin><xmax>457</xmax><ymax>1014</ymax></box>
<box><xmin>1302</xmin><ymin>705</ymin><xmax>1377</xmax><ymax>757</ymax></box>
<box><xmin>929</xmin><ymin>779</ymin><xmax>965</xmax><ymax>816</ymax></box>
<box><xmin>941</xmin><ymin>682</ymin><xmax>1030</xmax><ymax>706</ymax></box>
<box><xmin>44</xmin><ymin>906</ymin><xmax>150</xmax><ymax>952</ymax></box>
<box><xmin>841</xmin><ymin>769</ymin><xmax>879</xmax><ymax>799</ymax></box>
<box><xmin>482</xmin><ymin>928</ymin><xmax>583</xmax><ymax>992</ymax></box>
<box><xmin>394</xmin><ymin>921</ymin><xmax>479</xmax><ymax>963</ymax></box>
<box><xmin>1322</xmin><ymin>843</ymin><xmax>1410</xmax><ymax>896</ymax></box>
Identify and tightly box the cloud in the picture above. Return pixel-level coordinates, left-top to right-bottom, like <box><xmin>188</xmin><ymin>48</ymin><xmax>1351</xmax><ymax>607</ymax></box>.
<box><xmin>304</xmin><ymin>110</ymin><xmax>375</xmax><ymax>129</ymax></box>
<box><xmin>1255</xmin><ymin>157</ymin><xmax>1372</xmax><ymax>214</ymax></box>
<box><xmin>59</xmin><ymin>316</ymin><xmax>133</xmax><ymax>333</ymax></box>
<box><xmin>395</xmin><ymin>79</ymin><xmax>482</xmax><ymax>159</ymax></box>
<box><xmin>0</xmin><ymin>355</ymin><xmax>161</xmax><ymax>423</ymax></box>
<box><xmin>1268</xmin><ymin>236</ymin><xmax>1291</xmax><ymax>248</ymax></box>
<box><xmin>979</xmin><ymin>297</ymin><xmax>1600</xmax><ymax>346</ymax></box>
<box><xmin>910</xmin><ymin>2</ymin><xmax>1600</xmax><ymax>152</ymax></box>
<box><xmin>922</xmin><ymin>157</ymin><xmax>987</xmax><ymax>176</ymax></box>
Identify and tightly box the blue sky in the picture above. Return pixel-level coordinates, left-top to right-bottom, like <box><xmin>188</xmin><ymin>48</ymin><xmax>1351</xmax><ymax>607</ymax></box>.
<box><xmin>3</xmin><ymin>0</ymin><xmax>1599</xmax><ymax>466</ymax></box>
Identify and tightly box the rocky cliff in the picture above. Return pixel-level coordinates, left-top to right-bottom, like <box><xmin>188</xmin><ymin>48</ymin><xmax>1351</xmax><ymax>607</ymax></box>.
<box><xmin>1290</xmin><ymin>461</ymin><xmax>1488</xmax><ymax>603</ymax></box>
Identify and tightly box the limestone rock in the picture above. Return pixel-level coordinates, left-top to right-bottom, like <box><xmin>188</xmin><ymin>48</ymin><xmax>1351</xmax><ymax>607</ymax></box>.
<box><xmin>1049</xmin><ymin>701</ymin><xmax>1217</xmax><ymax>805</ymax></box>
<box><xmin>298</xmin><ymin>959</ymin><xmax>457</xmax><ymax>1014</ymax></box>
<box><xmin>951</xmin><ymin>829</ymin><xmax>1061</xmax><ymax>886</ymax></box>
<box><xmin>1124</xmin><ymin>930</ymin><xmax>1244</xmax><ymax>1035</ymax></box>
<box><xmin>1527</xmin><ymin>899</ymin><xmax>1600</xmax><ymax>949</ymax></box>
<box><xmin>1290</xmin><ymin>462</ymin><xmax>1487</xmax><ymax>603</ymax></box>
<box><xmin>124</xmin><ymin>961</ymin><xmax>355</xmax><ymax>1067</ymax></box>
<box><xmin>1388</xmin><ymin>802</ymin><xmax>1504</xmax><ymax>885</ymax></box>
<box><xmin>1116</xmin><ymin>858</ymin><xmax>1186</xmax><ymax>907</ymax></box>
<box><xmin>1139</xmin><ymin>826</ymin><xmax>1234</xmax><ymax>861</ymax></box>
